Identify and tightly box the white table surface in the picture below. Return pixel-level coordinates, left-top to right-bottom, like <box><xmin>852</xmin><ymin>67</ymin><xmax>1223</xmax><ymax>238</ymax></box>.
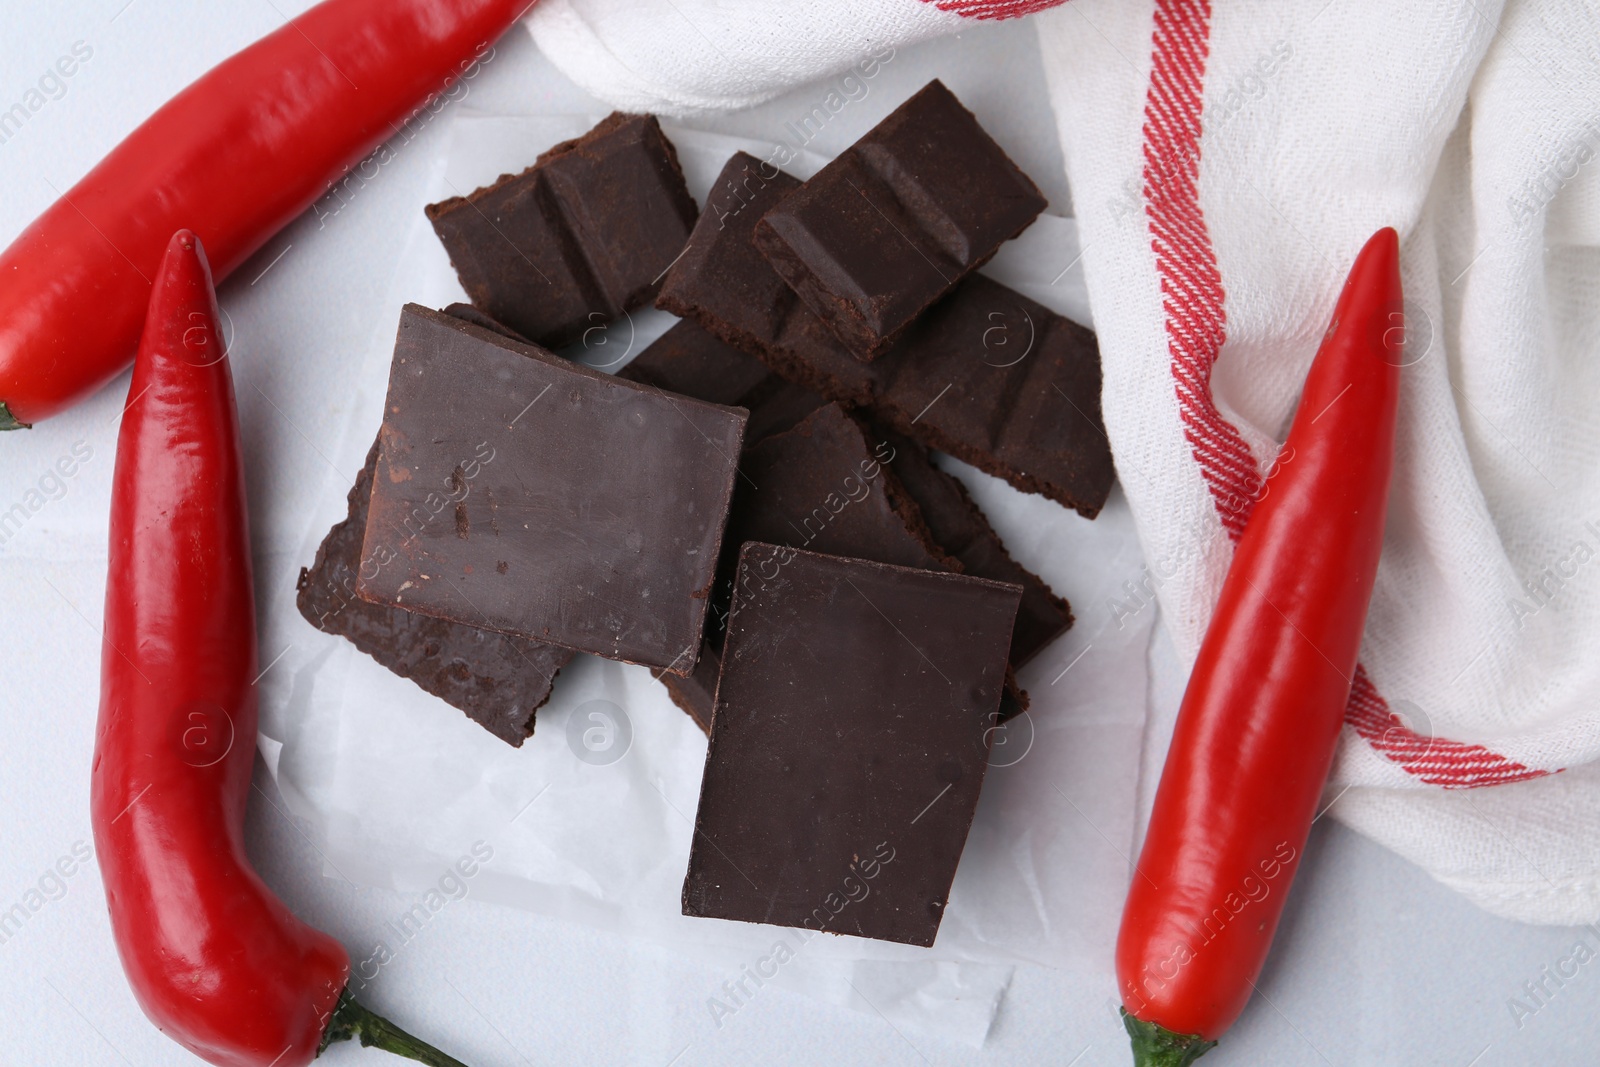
<box><xmin>2</xmin><ymin>3</ymin><xmax>1598</xmax><ymax>1065</ymax></box>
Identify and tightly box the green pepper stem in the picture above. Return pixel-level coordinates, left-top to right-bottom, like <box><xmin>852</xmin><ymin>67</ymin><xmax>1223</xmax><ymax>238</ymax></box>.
<box><xmin>320</xmin><ymin>989</ymin><xmax>473</xmax><ymax>1066</ymax></box>
<box><xmin>1121</xmin><ymin>1008</ymin><xmax>1217</xmax><ymax>1067</ymax></box>
<box><xmin>0</xmin><ymin>402</ymin><xmax>31</xmax><ymax>431</ymax></box>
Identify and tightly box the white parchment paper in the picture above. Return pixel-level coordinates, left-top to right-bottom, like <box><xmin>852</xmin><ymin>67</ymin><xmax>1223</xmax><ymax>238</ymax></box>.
<box><xmin>258</xmin><ymin>111</ymin><xmax>1151</xmax><ymax>1047</ymax></box>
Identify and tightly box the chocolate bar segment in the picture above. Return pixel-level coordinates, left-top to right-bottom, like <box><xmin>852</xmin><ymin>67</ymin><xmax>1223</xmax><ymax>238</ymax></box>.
<box><xmin>889</xmin><ymin>279</ymin><xmax>1113</xmax><ymax>514</ymax></box>
<box><xmin>712</xmin><ymin>404</ymin><xmax>957</xmax><ymax>637</ymax></box>
<box><xmin>663</xmin><ymin>157</ymin><xmax>879</xmax><ymax>402</ymax></box>
<box><xmin>297</xmin><ymin>438</ymin><xmax>573</xmax><ymax>746</ymax></box>
<box><xmin>752</xmin><ymin>80</ymin><xmax>1046</xmax><ymax>360</ymax></box>
<box><xmin>699</xmin><ymin>404</ymin><xmax>1036</xmax><ymax>727</ymax></box>
<box><xmin>427</xmin><ymin>113</ymin><xmax>697</xmax><ymax>347</ymax></box>
<box><xmin>618</xmin><ymin>319</ymin><xmax>773</xmax><ymax>408</ymax></box>
<box><xmin>619</xmin><ymin>319</ymin><xmax>825</xmax><ymax>444</ymax></box>
<box><xmin>721</xmin><ymin>404</ymin><xmax>955</xmax><ymax>578</ymax></box>
<box><xmin>356</xmin><ymin>304</ymin><xmax>746</xmax><ymax>675</ymax></box>
<box><xmin>683</xmin><ymin>543</ymin><xmax>1021</xmax><ymax>947</ymax></box>
<box><xmin>877</xmin><ymin>428</ymin><xmax>1072</xmax><ymax>668</ymax></box>
<box><xmin>659</xmin><ymin>152</ymin><xmax>1112</xmax><ymax>518</ymax></box>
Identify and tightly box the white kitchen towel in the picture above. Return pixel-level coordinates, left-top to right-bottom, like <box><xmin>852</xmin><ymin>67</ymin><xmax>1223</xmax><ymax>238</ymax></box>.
<box><xmin>525</xmin><ymin>0</ymin><xmax>1600</xmax><ymax>925</ymax></box>
<box><xmin>524</xmin><ymin>0</ymin><xmax>955</xmax><ymax>114</ymax></box>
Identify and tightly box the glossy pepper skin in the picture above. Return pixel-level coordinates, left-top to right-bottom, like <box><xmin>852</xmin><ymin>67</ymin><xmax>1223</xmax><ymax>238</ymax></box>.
<box><xmin>0</xmin><ymin>0</ymin><xmax>533</xmax><ymax>430</ymax></box>
<box><xmin>93</xmin><ymin>230</ymin><xmax>344</xmax><ymax>1065</ymax></box>
<box><xmin>93</xmin><ymin>232</ymin><xmax>469</xmax><ymax>1067</ymax></box>
<box><xmin>1116</xmin><ymin>228</ymin><xmax>1404</xmax><ymax>1066</ymax></box>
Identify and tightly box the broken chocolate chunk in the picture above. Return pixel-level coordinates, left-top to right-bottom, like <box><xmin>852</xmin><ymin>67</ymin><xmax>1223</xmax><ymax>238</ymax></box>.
<box><xmin>296</xmin><ymin>438</ymin><xmax>573</xmax><ymax>746</ymax></box>
<box><xmin>618</xmin><ymin>319</ymin><xmax>824</xmax><ymax>444</ymax></box>
<box><xmin>720</xmin><ymin>403</ymin><xmax>956</xmax><ymax>587</ymax></box>
<box><xmin>427</xmin><ymin>113</ymin><xmax>697</xmax><ymax>347</ymax></box>
<box><xmin>877</xmin><ymin>428</ymin><xmax>1072</xmax><ymax>668</ymax></box>
<box><xmin>716</xmin><ymin>405</ymin><xmax>1030</xmax><ymax>722</ymax></box>
<box><xmin>752</xmin><ymin>80</ymin><xmax>1046</xmax><ymax>360</ymax></box>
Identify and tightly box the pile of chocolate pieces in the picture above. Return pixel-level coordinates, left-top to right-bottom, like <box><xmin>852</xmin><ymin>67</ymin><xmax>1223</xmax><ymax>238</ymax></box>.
<box><xmin>297</xmin><ymin>81</ymin><xmax>1113</xmax><ymax>947</ymax></box>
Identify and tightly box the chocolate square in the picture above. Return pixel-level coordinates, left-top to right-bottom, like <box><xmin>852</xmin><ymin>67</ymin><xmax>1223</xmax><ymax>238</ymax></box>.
<box><xmin>356</xmin><ymin>304</ymin><xmax>746</xmax><ymax>675</ymax></box>
<box><xmin>426</xmin><ymin>113</ymin><xmax>697</xmax><ymax>347</ymax></box>
<box><xmin>659</xmin><ymin>152</ymin><xmax>1112</xmax><ymax>518</ymax></box>
<box><xmin>751</xmin><ymin>81</ymin><xmax>1046</xmax><ymax>360</ymax></box>
<box><xmin>296</xmin><ymin>438</ymin><xmax>573</xmax><ymax>746</ymax></box>
<box><xmin>888</xmin><ymin>277</ymin><xmax>1113</xmax><ymax>514</ymax></box>
<box><xmin>664</xmin><ymin>157</ymin><xmax>880</xmax><ymax>403</ymax></box>
<box><xmin>682</xmin><ymin>543</ymin><xmax>1021</xmax><ymax>946</ymax></box>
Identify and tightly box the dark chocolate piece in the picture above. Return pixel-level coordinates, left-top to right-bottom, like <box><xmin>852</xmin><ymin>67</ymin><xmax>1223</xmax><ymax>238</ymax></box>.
<box><xmin>618</xmin><ymin>319</ymin><xmax>824</xmax><ymax>444</ymax></box>
<box><xmin>356</xmin><ymin>304</ymin><xmax>746</xmax><ymax>675</ymax></box>
<box><xmin>720</xmin><ymin>405</ymin><xmax>1032</xmax><ymax>723</ymax></box>
<box><xmin>752</xmin><ymin>80</ymin><xmax>1046</xmax><ymax>360</ymax></box>
<box><xmin>617</xmin><ymin>319</ymin><xmax>772</xmax><ymax>407</ymax></box>
<box><xmin>740</xmin><ymin>377</ymin><xmax>829</xmax><ymax>444</ymax></box>
<box><xmin>659</xmin><ymin>152</ymin><xmax>1113</xmax><ymax>518</ymax></box>
<box><xmin>710</xmin><ymin>403</ymin><xmax>958</xmax><ymax>646</ymax></box>
<box><xmin>877</xmin><ymin>428</ymin><xmax>1072</xmax><ymax>668</ymax></box>
<box><xmin>661</xmin><ymin>156</ymin><xmax>878</xmax><ymax>398</ymax></box>
<box><xmin>683</xmin><ymin>543</ymin><xmax>1022</xmax><ymax>947</ymax></box>
<box><xmin>720</xmin><ymin>403</ymin><xmax>956</xmax><ymax>583</ymax></box>
<box><xmin>427</xmin><ymin>113</ymin><xmax>698</xmax><ymax>347</ymax></box>
<box><xmin>297</xmin><ymin>438</ymin><xmax>573</xmax><ymax>746</ymax></box>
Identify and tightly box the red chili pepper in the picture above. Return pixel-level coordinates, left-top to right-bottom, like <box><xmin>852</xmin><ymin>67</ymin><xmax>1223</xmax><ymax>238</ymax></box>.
<box><xmin>0</xmin><ymin>0</ymin><xmax>533</xmax><ymax>430</ymax></box>
<box><xmin>92</xmin><ymin>231</ymin><xmax>469</xmax><ymax>1067</ymax></box>
<box><xmin>1115</xmin><ymin>228</ymin><xmax>1404</xmax><ymax>1066</ymax></box>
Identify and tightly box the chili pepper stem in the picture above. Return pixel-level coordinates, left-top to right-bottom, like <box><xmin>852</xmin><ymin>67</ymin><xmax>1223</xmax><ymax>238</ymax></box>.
<box><xmin>1121</xmin><ymin>1009</ymin><xmax>1217</xmax><ymax>1067</ymax></box>
<box><xmin>0</xmin><ymin>401</ymin><xmax>29</xmax><ymax>430</ymax></box>
<box><xmin>320</xmin><ymin>989</ymin><xmax>473</xmax><ymax>1066</ymax></box>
